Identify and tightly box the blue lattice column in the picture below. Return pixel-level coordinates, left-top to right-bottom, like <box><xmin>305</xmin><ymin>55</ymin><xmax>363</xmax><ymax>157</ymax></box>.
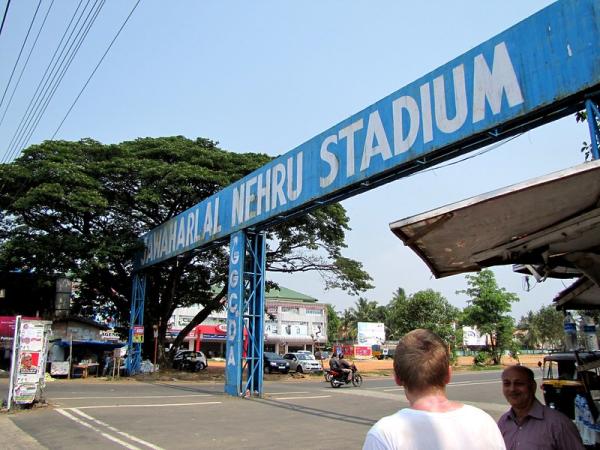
<box><xmin>126</xmin><ymin>273</ymin><xmax>146</xmax><ymax>375</ymax></box>
<box><xmin>585</xmin><ymin>99</ymin><xmax>600</xmax><ymax>160</ymax></box>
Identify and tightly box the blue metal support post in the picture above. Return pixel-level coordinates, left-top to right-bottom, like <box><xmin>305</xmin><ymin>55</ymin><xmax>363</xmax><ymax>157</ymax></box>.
<box><xmin>585</xmin><ymin>99</ymin><xmax>600</xmax><ymax>160</ymax></box>
<box><xmin>126</xmin><ymin>273</ymin><xmax>146</xmax><ymax>375</ymax></box>
<box><xmin>224</xmin><ymin>231</ymin><xmax>266</xmax><ymax>397</ymax></box>
<box><xmin>243</xmin><ymin>232</ymin><xmax>266</xmax><ymax>396</ymax></box>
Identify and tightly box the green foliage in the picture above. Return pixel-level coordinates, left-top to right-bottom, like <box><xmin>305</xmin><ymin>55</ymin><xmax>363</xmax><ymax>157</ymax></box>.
<box><xmin>326</xmin><ymin>304</ymin><xmax>341</xmax><ymax>343</ymax></box>
<box><xmin>474</xmin><ymin>350</ymin><xmax>491</xmax><ymax>366</ymax></box>
<box><xmin>517</xmin><ymin>305</ymin><xmax>564</xmax><ymax>350</ymax></box>
<box><xmin>458</xmin><ymin>269</ymin><xmax>518</xmax><ymax>363</ymax></box>
<box><xmin>339</xmin><ymin>287</ymin><xmax>460</xmax><ymax>349</ymax></box>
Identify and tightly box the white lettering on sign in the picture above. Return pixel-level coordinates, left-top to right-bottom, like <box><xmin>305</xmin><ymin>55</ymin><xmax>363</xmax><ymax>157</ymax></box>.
<box><xmin>227</xmin><ymin>346</ymin><xmax>236</xmax><ymax>366</ymax></box>
<box><xmin>231</xmin><ymin>152</ymin><xmax>304</xmax><ymax>227</ymax></box>
<box><xmin>319</xmin><ymin>41</ymin><xmax>524</xmax><ymax>188</ymax></box>
<box><xmin>229</xmin><ymin>270</ymin><xmax>239</xmax><ymax>289</ymax></box>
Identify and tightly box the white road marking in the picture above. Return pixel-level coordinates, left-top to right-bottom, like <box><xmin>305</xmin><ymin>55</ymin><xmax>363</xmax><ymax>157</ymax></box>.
<box><xmin>448</xmin><ymin>380</ymin><xmax>501</xmax><ymax>387</ymax></box>
<box><xmin>265</xmin><ymin>391</ymin><xmax>310</xmax><ymax>395</ymax></box>
<box><xmin>274</xmin><ymin>395</ymin><xmax>331</xmax><ymax>400</ymax></box>
<box><xmin>70</xmin><ymin>401</ymin><xmax>222</xmax><ymax>409</ymax></box>
<box><xmin>53</xmin><ymin>394</ymin><xmax>214</xmax><ymax>400</ymax></box>
<box><xmin>70</xmin><ymin>409</ymin><xmax>163</xmax><ymax>450</ymax></box>
<box><xmin>56</xmin><ymin>409</ymin><xmax>145</xmax><ymax>450</ymax></box>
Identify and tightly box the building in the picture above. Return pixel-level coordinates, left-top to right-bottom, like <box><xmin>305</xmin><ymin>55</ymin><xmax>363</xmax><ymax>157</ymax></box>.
<box><xmin>169</xmin><ymin>286</ymin><xmax>328</xmax><ymax>356</ymax></box>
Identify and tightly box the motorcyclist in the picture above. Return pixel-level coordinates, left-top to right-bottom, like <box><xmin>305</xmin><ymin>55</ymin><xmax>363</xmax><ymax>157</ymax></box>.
<box><xmin>329</xmin><ymin>352</ymin><xmax>340</xmax><ymax>371</ymax></box>
<box><xmin>339</xmin><ymin>353</ymin><xmax>353</xmax><ymax>382</ymax></box>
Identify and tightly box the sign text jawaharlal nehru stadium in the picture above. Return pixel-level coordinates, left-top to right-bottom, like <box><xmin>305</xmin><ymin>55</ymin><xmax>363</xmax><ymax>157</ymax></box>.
<box><xmin>137</xmin><ymin>0</ymin><xmax>600</xmax><ymax>269</ymax></box>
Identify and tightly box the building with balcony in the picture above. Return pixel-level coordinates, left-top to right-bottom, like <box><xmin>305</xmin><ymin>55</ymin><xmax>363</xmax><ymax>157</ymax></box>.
<box><xmin>169</xmin><ymin>286</ymin><xmax>328</xmax><ymax>357</ymax></box>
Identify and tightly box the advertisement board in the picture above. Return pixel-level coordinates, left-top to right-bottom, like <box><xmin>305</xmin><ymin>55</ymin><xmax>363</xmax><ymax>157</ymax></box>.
<box><xmin>462</xmin><ymin>326</ymin><xmax>489</xmax><ymax>347</ymax></box>
<box><xmin>132</xmin><ymin>325</ymin><xmax>144</xmax><ymax>343</ymax></box>
<box><xmin>357</xmin><ymin>322</ymin><xmax>386</xmax><ymax>346</ymax></box>
<box><xmin>9</xmin><ymin>318</ymin><xmax>52</xmax><ymax>408</ymax></box>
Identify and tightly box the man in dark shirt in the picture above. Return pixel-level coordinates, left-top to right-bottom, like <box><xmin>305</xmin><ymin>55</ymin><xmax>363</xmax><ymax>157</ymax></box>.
<box><xmin>329</xmin><ymin>353</ymin><xmax>339</xmax><ymax>370</ymax></box>
<box><xmin>498</xmin><ymin>365</ymin><xmax>584</xmax><ymax>449</ymax></box>
<box><xmin>339</xmin><ymin>353</ymin><xmax>352</xmax><ymax>381</ymax></box>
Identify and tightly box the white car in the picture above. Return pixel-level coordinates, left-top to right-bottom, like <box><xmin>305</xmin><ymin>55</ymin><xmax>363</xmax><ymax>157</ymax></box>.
<box><xmin>282</xmin><ymin>352</ymin><xmax>322</xmax><ymax>373</ymax></box>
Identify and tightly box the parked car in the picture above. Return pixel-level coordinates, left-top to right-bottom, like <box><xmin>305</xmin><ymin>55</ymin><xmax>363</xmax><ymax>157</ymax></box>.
<box><xmin>283</xmin><ymin>352</ymin><xmax>323</xmax><ymax>373</ymax></box>
<box><xmin>264</xmin><ymin>352</ymin><xmax>290</xmax><ymax>374</ymax></box>
<box><xmin>172</xmin><ymin>350</ymin><xmax>208</xmax><ymax>372</ymax></box>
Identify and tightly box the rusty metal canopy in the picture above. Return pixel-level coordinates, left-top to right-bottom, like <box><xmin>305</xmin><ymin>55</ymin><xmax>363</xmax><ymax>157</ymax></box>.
<box><xmin>554</xmin><ymin>277</ymin><xmax>600</xmax><ymax>310</ymax></box>
<box><xmin>389</xmin><ymin>160</ymin><xmax>600</xmax><ymax>283</ymax></box>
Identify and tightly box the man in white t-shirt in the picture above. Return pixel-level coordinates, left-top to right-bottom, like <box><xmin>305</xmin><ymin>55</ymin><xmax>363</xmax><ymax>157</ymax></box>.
<box><xmin>363</xmin><ymin>329</ymin><xmax>505</xmax><ymax>450</ymax></box>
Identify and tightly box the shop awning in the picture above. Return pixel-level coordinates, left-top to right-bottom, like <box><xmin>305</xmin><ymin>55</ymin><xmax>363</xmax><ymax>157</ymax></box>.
<box><xmin>389</xmin><ymin>160</ymin><xmax>600</xmax><ymax>280</ymax></box>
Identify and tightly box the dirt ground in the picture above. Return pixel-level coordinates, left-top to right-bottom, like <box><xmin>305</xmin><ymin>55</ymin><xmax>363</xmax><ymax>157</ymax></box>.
<box><xmin>87</xmin><ymin>355</ymin><xmax>545</xmax><ymax>384</ymax></box>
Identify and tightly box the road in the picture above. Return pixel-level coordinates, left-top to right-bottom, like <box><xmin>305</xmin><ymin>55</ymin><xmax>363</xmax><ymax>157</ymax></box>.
<box><xmin>0</xmin><ymin>370</ymin><xmax>536</xmax><ymax>449</ymax></box>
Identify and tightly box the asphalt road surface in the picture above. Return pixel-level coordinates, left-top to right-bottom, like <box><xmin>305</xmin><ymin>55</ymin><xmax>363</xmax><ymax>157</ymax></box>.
<box><xmin>0</xmin><ymin>369</ymin><xmax>540</xmax><ymax>449</ymax></box>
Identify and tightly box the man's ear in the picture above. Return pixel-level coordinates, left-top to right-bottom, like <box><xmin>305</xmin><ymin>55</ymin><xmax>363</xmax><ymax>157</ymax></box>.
<box><xmin>394</xmin><ymin>372</ymin><xmax>403</xmax><ymax>387</ymax></box>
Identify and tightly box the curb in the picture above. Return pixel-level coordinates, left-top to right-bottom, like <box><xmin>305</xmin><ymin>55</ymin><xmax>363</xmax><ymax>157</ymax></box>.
<box><xmin>0</xmin><ymin>414</ymin><xmax>46</xmax><ymax>449</ymax></box>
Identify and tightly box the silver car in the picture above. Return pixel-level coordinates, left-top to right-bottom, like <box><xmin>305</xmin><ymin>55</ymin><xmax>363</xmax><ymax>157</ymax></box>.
<box><xmin>282</xmin><ymin>352</ymin><xmax>322</xmax><ymax>373</ymax></box>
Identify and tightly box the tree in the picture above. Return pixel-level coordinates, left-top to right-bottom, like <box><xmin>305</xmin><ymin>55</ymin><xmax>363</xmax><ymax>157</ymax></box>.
<box><xmin>533</xmin><ymin>306</ymin><xmax>564</xmax><ymax>349</ymax></box>
<box><xmin>403</xmin><ymin>289</ymin><xmax>460</xmax><ymax>344</ymax></box>
<box><xmin>458</xmin><ymin>269</ymin><xmax>519</xmax><ymax>364</ymax></box>
<box><xmin>516</xmin><ymin>310</ymin><xmax>541</xmax><ymax>350</ymax></box>
<box><xmin>326</xmin><ymin>304</ymin><xmax>341</xmax><ymax>343</ymax></box>
<box><xmin>0</xmin><ymin>137</ymin><xmax>373</xmax><ymax>362</ymax></box>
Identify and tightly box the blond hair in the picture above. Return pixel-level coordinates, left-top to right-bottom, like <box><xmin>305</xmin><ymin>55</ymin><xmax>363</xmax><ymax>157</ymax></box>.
<box><xmin>393</xmin><ymin>329</ymin><xmax>449</xmax><ymax>392</ymax></box>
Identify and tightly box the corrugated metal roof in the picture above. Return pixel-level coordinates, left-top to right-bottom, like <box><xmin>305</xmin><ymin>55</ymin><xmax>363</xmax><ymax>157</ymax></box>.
<box><xmin>265</xmin><ymin>286</ymin><xmax>317</xmax><ymax>302</ymax></box>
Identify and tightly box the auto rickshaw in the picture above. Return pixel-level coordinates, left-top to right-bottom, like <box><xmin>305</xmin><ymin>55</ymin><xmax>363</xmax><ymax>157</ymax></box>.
<box><xmin>540</xmin><ymin>351</ymin><xmax>600</xmax><ymax>421</ymax></box>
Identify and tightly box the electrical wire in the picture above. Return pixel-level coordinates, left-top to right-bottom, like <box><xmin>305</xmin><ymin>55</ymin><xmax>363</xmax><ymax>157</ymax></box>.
<box><xmin>1</xmin><ymin>0</ymin><xmax>99</xmax><ymax>163</ymax></box>
<box><xmin>0</xmin><ymin>0</ymin><xmax>55</xmax><ymax>131</ymax></box>
<box><xmin>0</xmin><ymin>0</ymin><xmax>42</xmax><ymax>114</ymax></box>
<box><xmin>1</xmin><ymin>0</ymin><xmax>87</xmax><ymax>162</ymax></box>
<box><xmin>0</xmin><ymin>0</ymin><xmax>11</xmax><ymax>38</ymax></box>
<box><xmin>13</xmin><ymin>0</ymin><xmax>105</xmax><ymax>157</ymax></box>
<box><xmin>407</xmin><ymin>133</ymin><xmax>523</xmax><ymax>177</ymax></box>
<box><xmin>52</xmin><ymin>0</ymin><xmax>142</xmax><ymax>139</ymax></box>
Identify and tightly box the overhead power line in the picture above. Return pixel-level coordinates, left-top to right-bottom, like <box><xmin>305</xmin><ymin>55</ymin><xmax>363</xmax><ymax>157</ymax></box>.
<box><xmin>0</xmin><ymin>0</ymin><xmax>11</xmax><ymax>38</ymax></box>
<box><xmin>0</xmin><ymin>0</ymin><xmax>55</xmax><ymax>131</ymax></box>
<box><xmin>52</xmin><ymin>0</ymin><xmax>142</xmax><ymax>139</ymax></box>
<box><xmin>10</xmin><ymin>0</ymin><xmax>105</xmax><ymax>159</ymax></box>
<box><xmin>1</xmin><ymin>0</ymin><xmax>101</xmax><ymax>163</ymax></box>
<box><xmin>0</xmin><ymin>0</ymin><xmax>43</xmax><ymax>114</ymax></box>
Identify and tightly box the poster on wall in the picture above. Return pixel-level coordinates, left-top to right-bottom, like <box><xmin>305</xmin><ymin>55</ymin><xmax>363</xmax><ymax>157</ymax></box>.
<box><xmin>357</xmin><ymin>322</ymin><xmax>386</xmax><ymax>346</ymax></box>
<box><xmin>9</xmin><ymin>318</ymin><xmax>52</xmax><ymax>407</ymax></box>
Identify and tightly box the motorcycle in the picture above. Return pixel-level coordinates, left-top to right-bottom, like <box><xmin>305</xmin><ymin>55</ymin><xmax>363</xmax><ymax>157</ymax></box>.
<box><xmin>330</xmin><ymin>364</ymin><xmax>363</xmax><ymax>388</ymax></box>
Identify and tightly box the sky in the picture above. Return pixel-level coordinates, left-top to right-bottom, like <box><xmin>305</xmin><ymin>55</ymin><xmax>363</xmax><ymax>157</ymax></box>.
<box><xmin>0</xmin><ymin>0</ymin><xmax>590</xmax><ymax>319</ymax></box>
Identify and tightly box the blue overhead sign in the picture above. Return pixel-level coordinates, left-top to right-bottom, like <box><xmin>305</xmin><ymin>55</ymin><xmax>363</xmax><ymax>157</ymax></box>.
<box><xmin>137</xmin><ymin>0</ymin><xmax>600</xmax><ymax>269</ymax></box>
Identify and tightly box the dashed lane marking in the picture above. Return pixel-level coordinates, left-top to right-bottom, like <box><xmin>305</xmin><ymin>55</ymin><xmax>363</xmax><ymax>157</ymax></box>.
<box><xmin>274</xmin><ymin>395</ymin><xmax>331</xmax><ymax>400</ymax></box>
<box><xmin>70</xmin><ymin>401</ymin><xmax>222</xmax><ymax>409</ymax></box>
<box><xmin>53</xmin><ymin>394</ymin><xmax>214</xmax><ymax>400</ymax></box>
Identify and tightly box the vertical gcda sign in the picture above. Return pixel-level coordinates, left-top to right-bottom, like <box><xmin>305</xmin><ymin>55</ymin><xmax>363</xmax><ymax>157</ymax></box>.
<box><xmin>224</xmin><ymin>232</ymin><xmax>245</xmax><ymax>396</ymax></box>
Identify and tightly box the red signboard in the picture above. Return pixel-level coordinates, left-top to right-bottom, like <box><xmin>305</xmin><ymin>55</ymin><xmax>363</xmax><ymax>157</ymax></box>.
<box><xmin>0</xmin><ymin>316</ymin><xmax>39</xmax><ymax>338</ymax></box>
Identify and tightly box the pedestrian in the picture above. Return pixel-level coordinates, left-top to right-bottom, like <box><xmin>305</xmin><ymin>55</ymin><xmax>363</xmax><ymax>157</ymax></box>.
<box><xmin>102</xmin><ymin>352</ymin><xmax>113</xmax><ymax>377</ymax></box>
<box><xmin>498</xmin><ymin>365</ymin><xmax>584</xmax><ymax>449</ymax></box>
<box><xmin>363</xmin><ymin>329</ymin><xmax>505</xmax><ymax>450</ymax></box>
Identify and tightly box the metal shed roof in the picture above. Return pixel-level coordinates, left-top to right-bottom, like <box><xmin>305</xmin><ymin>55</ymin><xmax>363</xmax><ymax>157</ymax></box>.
<box><xmin>389</xmin><ymin>159</ymin><xmax>600</xmax><ymax>312</ymax></box>
<box><xmin>389</xmin><ymin>160</ymin><xmax>600</xmax><ymax>283</ymax></box>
